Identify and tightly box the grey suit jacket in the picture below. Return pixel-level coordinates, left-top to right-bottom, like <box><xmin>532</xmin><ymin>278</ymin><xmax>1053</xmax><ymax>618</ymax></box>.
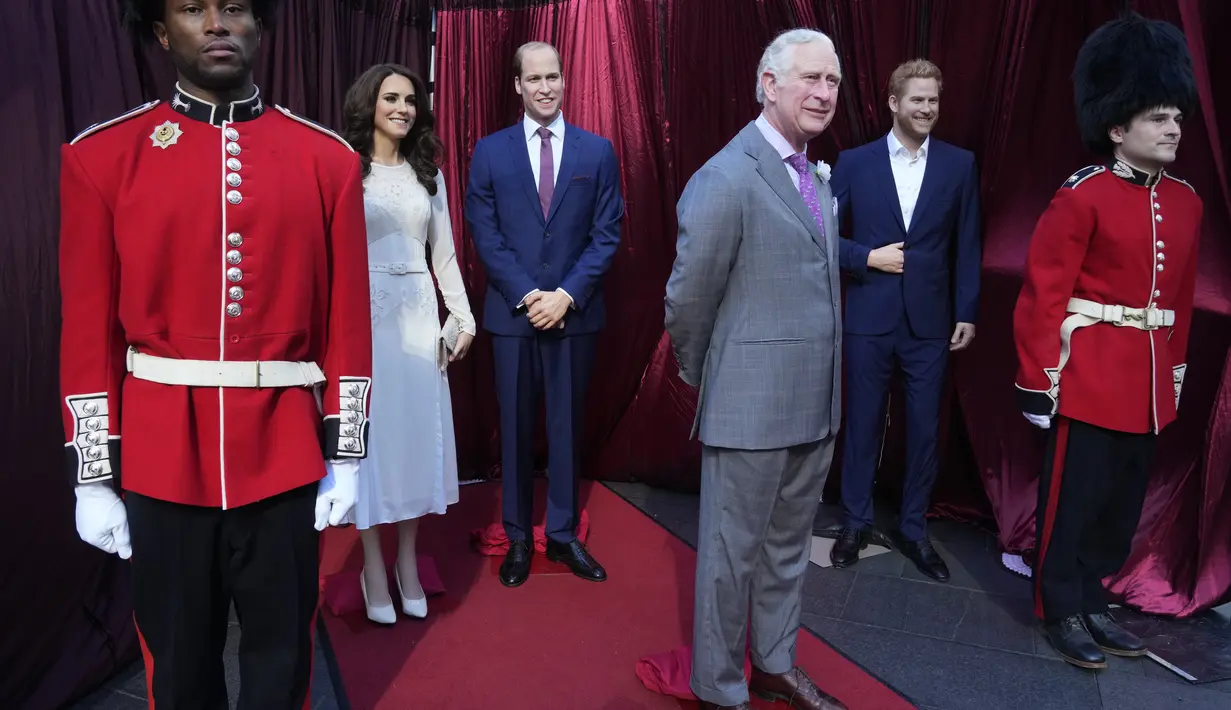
<box><xmin>664</xmin><ymin>120</ymin><xmax>843</xmax><ymax>451</ymax></box>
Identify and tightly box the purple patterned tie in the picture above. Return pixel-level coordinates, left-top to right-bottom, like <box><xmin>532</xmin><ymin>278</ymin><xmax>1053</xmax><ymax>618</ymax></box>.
<box><xmin>786</xmin><ymin>152</ymin><xmax>826</xmax><ymax>238</ymax></box>
<box><xmin>537</xmin><ymin>126</ymin><xmax>554</xmax><ymax>217</ymax></box>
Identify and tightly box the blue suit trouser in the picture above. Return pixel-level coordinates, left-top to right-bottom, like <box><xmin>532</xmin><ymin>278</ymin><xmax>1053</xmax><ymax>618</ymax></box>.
<box><xmin>840</xmin><ymin>314</ymin><xmax>948</xmax><ymax>541</ymax></box>
<box><xmin>491</xmin><ymin>332</ymin><xmax>597</xmax><ymax>544</ymax></box>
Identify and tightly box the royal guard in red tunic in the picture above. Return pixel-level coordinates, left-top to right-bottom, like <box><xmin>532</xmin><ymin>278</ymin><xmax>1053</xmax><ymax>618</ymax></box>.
<box><xmin>1013</xmin><ymin>13</ymin><xmax>1202</xmax><ymax>669</ymax></box>
<box><xmin>60</xmin><ymin>1</ymin><xmax>371</xmax><ymax>706</ymax></box>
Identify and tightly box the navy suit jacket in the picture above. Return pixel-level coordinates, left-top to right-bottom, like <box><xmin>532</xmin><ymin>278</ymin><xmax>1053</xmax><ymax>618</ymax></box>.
<box><xmin>834</xmin><ymin>135</ymin><xmax>982</xmax><ymax>338</ymax></box>
<box><xmin>465</xmin><ymin>120</ymin><xmax>624</xmax><ymax>337</ymax></box>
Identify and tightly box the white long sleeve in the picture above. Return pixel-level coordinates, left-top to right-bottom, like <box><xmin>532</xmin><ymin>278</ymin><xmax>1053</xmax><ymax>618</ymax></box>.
<box><xmin>426</xmin><ymin>171</ymin><xmax>476</xmax><ymax>335</ymax></box>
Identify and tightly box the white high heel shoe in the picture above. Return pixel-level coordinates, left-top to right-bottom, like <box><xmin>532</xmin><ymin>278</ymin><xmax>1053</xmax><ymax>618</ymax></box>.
<box><xmin>395</xmin><ymin>568</ymin><xmax>428</xmax><ymax>619</ymax></box>
<box><xmin>361</xmin><ymin>572</ymin><xmax>396</xmax><ymax>625</ymax></box>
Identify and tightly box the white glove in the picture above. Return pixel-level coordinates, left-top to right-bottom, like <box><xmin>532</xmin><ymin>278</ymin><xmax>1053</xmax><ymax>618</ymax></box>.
<box><xmin>74</xmin><ymin>483</ymin><xmax>132</xmax><ymax>559</ymax></box>
<box><xmin>1023</xmin><ymin>412</ymin><xmax>1052</xmax><ymax>429</ymax></box>
<box><xmin>314</xmin><ymin>459</ymin><xmax>359</xmax><ymax>531</ymax></box>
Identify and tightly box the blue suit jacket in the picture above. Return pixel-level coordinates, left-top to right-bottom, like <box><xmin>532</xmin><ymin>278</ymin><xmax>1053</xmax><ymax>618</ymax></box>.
<box><xmin>834</xmin><ymin>135</ymin><xmax>982</xmax><ymax>338</ymax></box>
<box><xmin>465</xmin><ymin>120</ymin><xmax>624</xmax><ymax>337</ymax></box>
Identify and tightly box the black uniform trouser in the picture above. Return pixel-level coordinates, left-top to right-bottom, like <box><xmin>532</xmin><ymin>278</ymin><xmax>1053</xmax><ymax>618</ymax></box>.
<box><xmin>1033</xmin><ymin>416</ymin><xmax>1155</xmax><ymax>622</ymax></box>
<box><xmin>126</xmin><ymin>483</ymin><xmax>320</xmax><ymax>710</ymax></box>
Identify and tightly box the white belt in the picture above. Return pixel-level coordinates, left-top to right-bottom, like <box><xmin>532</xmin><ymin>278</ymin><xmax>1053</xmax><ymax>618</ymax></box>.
<box><xmin>370</xmin><ymin>261</ymin><xmax>427</xmax><ymax>275</ymax></box>
<box><xmin>1065</xmin><ymin>297</ymin><xmax>1174</xmax><ymax>329</ymax></box>
<box><xmin>126</xmin><ymin>348</ymin><xmax>326</xmax><ymax>388</ymax></box>
<box><xmin>1056</xmin><ymin>298</ymin><xmax>1174</xmax><ymax>374</ymax></box>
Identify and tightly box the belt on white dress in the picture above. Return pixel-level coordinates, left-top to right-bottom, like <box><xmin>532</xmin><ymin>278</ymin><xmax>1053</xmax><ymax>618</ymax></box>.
<box><xmin>126</xmin><ymin>347</ymin><xmax>326</xmax><ymax>388</ymax></box>
<box><xmin>369</xmin><ymin>261</ymin><xmax>427</xmax><ymax>275</ymax></box>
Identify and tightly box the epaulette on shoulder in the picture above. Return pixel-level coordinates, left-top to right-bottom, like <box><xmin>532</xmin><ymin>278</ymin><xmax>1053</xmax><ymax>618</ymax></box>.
<box><xmin>1061</xmin><ymin>165</ymin><xmax>1104</xmax><ymax>189</ymax></box>
<box><xmin>274</xmin><ymin>105</ymin><xmax>353</xmax><ymax>152</ymax></box>
<box><xmin>70</xmin><ymin>100</ymin><xmax>160</xmax><ymax>145</ymax></box>
<box><xmin>1163</xmin><ymin>172</ymin><xmax>1196</xmax><ymax>193</ymax></box>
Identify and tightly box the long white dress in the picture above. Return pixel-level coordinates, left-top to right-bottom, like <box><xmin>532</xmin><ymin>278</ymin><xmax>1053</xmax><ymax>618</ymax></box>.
<box><xmin>350</xmin><ymin>162</ymin><xmax>475</xmax><ymax>529</ymax></box>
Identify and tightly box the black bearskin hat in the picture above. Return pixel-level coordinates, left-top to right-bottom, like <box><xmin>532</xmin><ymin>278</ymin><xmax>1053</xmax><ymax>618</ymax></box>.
<box><xmin>1072</xmin><ymin>12</ymin><xmax>1197</xmax><ymax>155</ymax></box>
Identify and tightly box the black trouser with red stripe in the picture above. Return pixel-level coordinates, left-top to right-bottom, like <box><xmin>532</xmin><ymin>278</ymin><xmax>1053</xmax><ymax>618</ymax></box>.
<box><xmin>1033</xmin><ymin>416</ymin><xmax>1155</xmax><ymax>622</ymax></box>
<box><xmin>126</xmin><ymin>483</ymin><xmax>320</xmax><ymax>710</ymax></box>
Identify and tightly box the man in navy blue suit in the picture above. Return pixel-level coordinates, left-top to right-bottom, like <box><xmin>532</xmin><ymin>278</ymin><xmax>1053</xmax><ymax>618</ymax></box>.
<box><xmin>827</xmin><ymin>59</ymin><xmax>981</xmax><ymax>581</ymax></box>
<box><xmin>465</xmin><ymin>41</ymin><xmax>624</xmax><ymax>588</ymax></box>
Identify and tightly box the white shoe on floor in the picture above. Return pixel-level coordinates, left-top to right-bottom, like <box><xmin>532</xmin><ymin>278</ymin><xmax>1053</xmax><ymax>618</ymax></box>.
<box><xmin>395</xmin><ymin>568</ymin><xmax>428</xmax><ymax>619</ymax></box>
<box><xmin>361</xmin><ymin>572</ymin><xmax>396</xmax><ymax>625</ymax></box>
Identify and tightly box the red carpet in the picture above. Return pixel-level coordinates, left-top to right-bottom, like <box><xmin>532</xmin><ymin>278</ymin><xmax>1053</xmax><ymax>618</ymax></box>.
<box><xmin>318</xmin><ymin>481</ymin><xmax>911</xmax><ymax>709</ymax></box>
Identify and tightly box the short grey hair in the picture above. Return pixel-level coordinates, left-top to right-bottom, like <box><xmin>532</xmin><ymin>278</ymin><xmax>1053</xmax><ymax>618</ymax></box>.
<box><xmin>755</xmin><ymin>28</ymin><xmax>840</xmax><ymax>105</ymax></box>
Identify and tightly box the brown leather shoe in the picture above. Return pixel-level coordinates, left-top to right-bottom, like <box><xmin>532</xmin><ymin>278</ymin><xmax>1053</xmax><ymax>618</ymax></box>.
<box><xmin>698</xmin><ymin>702</ymin><xmax>752</xmax><ymax>710</ymax></box>
<box><xmin>749</xmin><ymin>667</ymin><xmax>847</xmax><ymax>710</ymax></box>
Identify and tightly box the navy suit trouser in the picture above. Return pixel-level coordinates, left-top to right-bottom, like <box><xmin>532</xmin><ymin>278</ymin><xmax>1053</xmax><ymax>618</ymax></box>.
<box><xmin>840</xmin><ymin>313</ymin><xmax>948</xmax><ymax>541</ymax></box>
<box><xmin>491</xmin><ymin>331</ymin><xmax>597</xmax><ymax>544</ymax></box>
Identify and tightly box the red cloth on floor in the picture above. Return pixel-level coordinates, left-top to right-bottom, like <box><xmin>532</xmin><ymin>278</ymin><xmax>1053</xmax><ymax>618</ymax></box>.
<box><xmin>470</xmin><ymin>509</ymin><xmax>591</xmax><ymax>555</ymax></box>
<box><xmin>635</xmin><ymin>643</ymin><xmax>753</xmax><ymax>700</ymax></box>
<box><xmin>319</xmin><ymin>556</ymin><xmax>445</xmax><ymax>617</ymax></box>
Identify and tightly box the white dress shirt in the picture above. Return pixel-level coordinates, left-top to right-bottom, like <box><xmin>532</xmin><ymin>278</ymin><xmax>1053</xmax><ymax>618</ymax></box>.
<box><xmin>519</xmin><ymin>111</ymin><xmax>572</xmax><ymax>310</ymax></box>
<box><xmin>887</xmin><ymin>130</ymin><xmax>929</xmax><ymax>230</ymax></box>
<box><xmin>755</xmin><ymin>113</ymin><xmax>804</xmax><ymax>191</ymax></box>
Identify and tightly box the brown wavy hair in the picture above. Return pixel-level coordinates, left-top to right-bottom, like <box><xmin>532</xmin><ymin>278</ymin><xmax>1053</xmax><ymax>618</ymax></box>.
<box><xmin>342</xmin><ymin>63</ymin><xmax>443</xmax><ymax>195</ymax></box>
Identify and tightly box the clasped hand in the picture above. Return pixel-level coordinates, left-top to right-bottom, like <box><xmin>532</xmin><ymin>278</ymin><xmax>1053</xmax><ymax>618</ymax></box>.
<box><xmin>525</xmin><ymin>290</ymin><xmax>569</xmax><ymax>330</ymax></box>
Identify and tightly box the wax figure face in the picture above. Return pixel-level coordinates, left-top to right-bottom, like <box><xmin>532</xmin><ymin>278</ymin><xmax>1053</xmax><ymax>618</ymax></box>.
<box><xmin>154</xmin><ymin>0</ymin><xmax>262</xmax><ymax>94</ymax></box>
<box><xmin>889</xmin><ymin>77</ymin><xmax>939</xmax><ymax>142</ymax></box>
<box><xmin>762</xmin><ymin>40</ymin><xmax>842</xmax><ymax>147</ymax></box>
<box><xmin>1110</xmin><ymin>106</ymin><xmax>1183</xmax><ymax>170</ymax></box>
<box><xmin>373</xmin><ymin>73</ymin><xmax>416</xmax><ymax>144</ymax></box>
<box><xmin>515</xmin><ymin>46</ymin><xmax>565</xmax><ymax>125</ymax></box>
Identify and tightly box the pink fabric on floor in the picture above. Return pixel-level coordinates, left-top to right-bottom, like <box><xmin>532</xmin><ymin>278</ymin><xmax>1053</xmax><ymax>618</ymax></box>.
<box><xmin>470</xmin><ymin>509</ymin><xmax>592</xmax><ymax>555</ymax></box>
<box><xmin>635</xmin><ymin>644</ymin><xmax>754</xmax><ymax>700</ymax></box>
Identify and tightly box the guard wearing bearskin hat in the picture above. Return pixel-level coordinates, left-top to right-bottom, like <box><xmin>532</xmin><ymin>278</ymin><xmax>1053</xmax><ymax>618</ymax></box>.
<box><xmin>1012</xmin><ymin>13</ymin><xmax>1203</xmax><ymax>668</ymax></box>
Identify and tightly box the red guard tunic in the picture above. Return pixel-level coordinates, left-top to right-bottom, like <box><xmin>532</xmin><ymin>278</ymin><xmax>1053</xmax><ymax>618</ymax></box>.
<box><xmin>59</xmin><ymin>87</ymin><xmax>373</xmax><ymax>509</ymax></box>
<box><xmin>1014</xmin><ymin>160</ymin><xmax>1203</xmax><ymax>434</ymax></box>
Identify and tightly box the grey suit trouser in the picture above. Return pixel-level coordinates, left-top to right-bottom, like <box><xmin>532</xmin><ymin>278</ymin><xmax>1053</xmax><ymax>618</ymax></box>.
<box><xmin>690</xmin><ymin>437</ymin><xmax>835</xmax><ymax>706</ymax></box>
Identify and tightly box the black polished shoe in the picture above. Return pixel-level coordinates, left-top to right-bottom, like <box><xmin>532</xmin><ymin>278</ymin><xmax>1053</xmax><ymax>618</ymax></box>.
<box><xmin>829</xmin><ymin>526</ymin><xmax>870</xmax><ymax>568</ymax></box>
<box><xmin>498</xmin><ymin>540</ymin><xmax>531</xmax><ymax>587</ymax></box>
<box><xmin>1083</xmin><ymin>611</ymin><xmax>1147</xmax><ymax>657</ymax></box>
<box><xmin>545</xmin><ymin>539</ymin><xmax>607</xmax><ymax>582</ymax></box>
<box><xmin>891</xmin><ymin>533</ymin><xmax>950</xmax><ymax>582</ymax></box>
<box><xmin>1043</xmin><ymin>615</ymin><xmax>1107</xmax><ymax>669</ymax></box>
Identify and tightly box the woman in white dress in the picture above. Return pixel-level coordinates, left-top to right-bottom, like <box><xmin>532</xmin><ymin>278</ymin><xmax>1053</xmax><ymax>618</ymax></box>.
<box><xmin>341</xmin><ymin>64</ymin><xmax>475</xmax><ymax>623</ymax></box>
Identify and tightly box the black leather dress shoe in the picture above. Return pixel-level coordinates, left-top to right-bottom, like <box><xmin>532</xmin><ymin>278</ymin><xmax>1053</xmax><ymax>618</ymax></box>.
<box><xmin>829</xmin><ymin>526</ymin><xmax>870</xmax><ymax>568</ymax></box>
<box><xmin>1043</xmin><ymin>615</ymin><xmax>1107</xmax><ymax>668</ymax></box>
<box><xmin>1083</xmin><ymin>611</ymin><xmax>1147</xmax><ymax>656</ymax></box>
<box><xmin>499</xmin><ymin>540</ymin><xmax>531</xmax><ymax>587</ymax></box>
<box><xmin>892</xmin><ymin>533</ymin><xmax>950</xmax><ymax>582</ymax></box>
<box><xmin>545</xmin><ymin>539</ymin><xmax>607</xmax><ymax>582</ymax></box>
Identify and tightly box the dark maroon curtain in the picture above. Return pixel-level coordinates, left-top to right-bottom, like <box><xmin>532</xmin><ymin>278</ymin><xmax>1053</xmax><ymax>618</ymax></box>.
<box><xmin>435</xmin><ymin>0</ymin><xmax>1230</xmax><ymax>618</ymax></box>
<box><xmin>0</xmin><ymin>2</ymin><xmax>433</xmax><ymax>707</ymax></box>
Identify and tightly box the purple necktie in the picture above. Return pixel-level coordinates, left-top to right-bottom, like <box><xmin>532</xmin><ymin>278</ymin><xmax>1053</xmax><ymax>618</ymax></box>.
<box><xmin>786</xmin><ymin>152</ymin><xmax>826</xmax><ymax>238</ymax></box>
<box><xmin>537</xmin><ymin>126</ymin><xmax>554</xmax><ymax>217</ymax></box>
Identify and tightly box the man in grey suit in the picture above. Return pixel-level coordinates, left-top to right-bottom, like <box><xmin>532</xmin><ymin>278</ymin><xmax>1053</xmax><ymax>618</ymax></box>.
<box><xmin>664</xmin><ymin>28</ymin><xmax>848</xmax><ymax>710</ymax></box>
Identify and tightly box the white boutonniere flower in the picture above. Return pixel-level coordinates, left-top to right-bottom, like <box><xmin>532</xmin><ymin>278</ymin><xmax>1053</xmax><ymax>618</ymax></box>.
<box><xmin>814</xmin><ymin>161</ymin><xmax>832</xmax><ymax>183</ymax></box>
